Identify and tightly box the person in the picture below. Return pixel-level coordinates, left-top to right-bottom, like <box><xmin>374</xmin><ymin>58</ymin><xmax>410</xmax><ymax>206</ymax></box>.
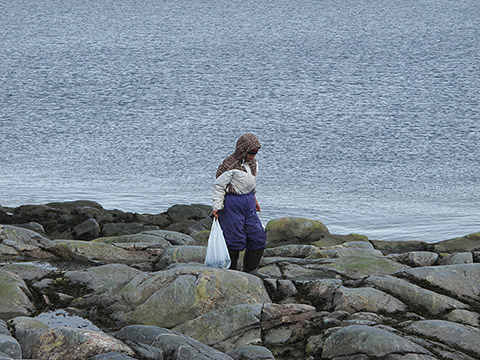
<box><xmin>211</xmin><ymin>133</ymin><xmax>267</xmax><ymax>275</ymax></box>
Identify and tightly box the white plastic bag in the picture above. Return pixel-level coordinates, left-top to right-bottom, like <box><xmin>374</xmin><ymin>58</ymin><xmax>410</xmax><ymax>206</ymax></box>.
<box><xmin>204</xmin><ymin>218</ymin><xmax>231</xmax><ymax>269</ymax></box>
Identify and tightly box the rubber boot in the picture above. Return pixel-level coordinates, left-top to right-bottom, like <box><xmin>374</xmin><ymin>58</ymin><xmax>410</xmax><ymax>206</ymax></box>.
<box><xmin>228</xmin><ymin>249</ymin><xmax>240</xmax><ymax>270</ymax></box>
<box><xmin>242</xmin><ymin>248</ymin><xmax>267</xmax><ymax>278</ymax></box>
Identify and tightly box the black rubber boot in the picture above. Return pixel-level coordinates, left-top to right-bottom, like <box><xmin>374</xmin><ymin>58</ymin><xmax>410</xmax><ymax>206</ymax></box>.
<box><xmin>242</xmin><ymin>248</ymin><xmax>266</xmax><ymax>277</ymax></box>
<box><xmin>228</xmin><ymin>249</ymin><xmax>240</xmax><ymax>270</ymax></box>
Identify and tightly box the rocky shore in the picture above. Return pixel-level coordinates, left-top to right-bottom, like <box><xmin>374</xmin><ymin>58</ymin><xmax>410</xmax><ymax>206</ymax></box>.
<box><xmin>1</xmin><ymin>200</ymin><xmax>479</xmax><ymax>360</ymax></box>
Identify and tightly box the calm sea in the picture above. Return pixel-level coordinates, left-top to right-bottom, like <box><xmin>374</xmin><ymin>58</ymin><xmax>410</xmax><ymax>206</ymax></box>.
<box><xmin>1</xmin><ymin>0</ymin><xmax>479</xmax><ymax>243</ymax></box>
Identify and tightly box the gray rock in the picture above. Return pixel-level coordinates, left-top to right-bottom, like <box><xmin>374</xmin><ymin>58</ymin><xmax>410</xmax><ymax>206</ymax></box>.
<box><xmin>265</xmin><ymin>217</ymin><xmax>330</xmax><ymax>247</ymax></box>
<box><xmin>0</xmin><ymin>225</ymin><xmax>53</xmax><ymax>248</ymax></box>
<box><xmin>167</xmin><ymin>204</ymin><xmax>209</xmax><ymax>223</ymax></box>
<box><xmin>325</xmin><ymin>248</ymin><xmax>384</xmax><ymax>258</ymax></box>
<box><xmin>74</xmin><ymin>218</ymin><xmax>101</xmax><ymax>239</ymax></box>
<box><xmin>88</xmin><ymin>353</ymin><xmax>137</xmax><ymax>360</ymax></box>
<box><xmin>0</xmin><ymin>270</ymin><xmax>34</xmax><ymax>320</ymax></box>
<box><xmin>65</xmin><ymin>264</ymin><xmax>143</xmax><ymax>292</ymax></box>
<box><xmin>404</xmin><ymin>320</ymin><xmax>480</xmax><ymax>358</ymax></box>
<box><xmin>227</xmin><ymin>345</ymin><xmax>275</xmax><ymax>360</ymax></box>
<box><xmin>398</xmin><ymin>264</ymin><xmax>480</xmax><ymax>305</ymax></box>
<box><xmin>74</xmin><ymin>265</ymin><xmax>271</xmax><ymax>329</ymax></box>
<box><xmin>387</xmin><ymin>251</ymin><xmax>439</xmax><ymax>267</ymax></box>
<box><xmin>102</xmin><ymin>223</ymin><xmax>159</xmax><ymax>237</ymax></box>
<box><xmin>433</xmin><ymin>232</ymin><xmax>480</xmax><ymax>253</ymax></box>
<box><xmin>16</xmin><ymin>326</ymin><xmax>134</xmax><ymax>360</ymax></box>
<box><xmin>322</xmin><ymin>325</ymin><xmax>432</xmax><ymax>358</ymax></box>
<box><xmin>299</xmin><ymin>279</ymin><xmax>342</xmax><ymax>309</ymax></box>
<box><xmin>384</xmin><ymin>355</ymin><xmax>439</xmax><ymax>360</ymax></box>
<box><xmin>9</xmin><ymin>222</ymin><xmax>45</xmax><ymax>234</ymax></box>
<box><xmin>444</xmin><ymin>309</ymin><xmax>480</xmax><ymax>327</ymax></box>
<box><xmin>51</xmin><ymin>239</ymin><xmax>155</xmax><ymax>265</ymax></box>
<box><xmin>0</xmin><ymin>262</ymin><xmax>57</xmax><ymax>281</ymax></box>
<box><xmin>364</xmin><ymin>275</ymin><xmax>468</xmax><ymax>316</ymax></box>
<box><xmin>0</xmin><ymin>329</ymin><xmax>21</xmax><ymax>360</ymax></box>
<box><xmin>154</xmin><ymin>245</ymin><xmax>207</xmax><ymax>270</ymax></box>
<box><xmin>439</xmin><ymin>252</ymin><xmax>473</xmax><ymax>265</ymax></box>
<box><xmin>173</xmin><ymin>304</ymin><xmax>263</xmax><ymax>352</ymax></box>
<box><xmin>333</xmin><ymin>286</ymin><xmax>407</xmax><ymax>314</ymax></box>
<box><xmin>264</xmin><ymin>244</ymin><xmax>323</xmax><ymax>258</ymax></box>
<box><xmin>370</xmin><ymin>240</ymin><xmax>430</xmax><ymax>255</ymax></box>
<box><xmin>114</xmin><ymin>325</ymin><xmax>233</xmax><ymax>360</ymax></box>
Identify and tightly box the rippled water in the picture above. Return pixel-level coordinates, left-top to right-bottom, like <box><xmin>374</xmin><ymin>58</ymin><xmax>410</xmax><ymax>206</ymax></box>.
<box><xmin>1</xmin><ymin>0</ymin><xmax>479</xmax><ymax>242</ymax></box>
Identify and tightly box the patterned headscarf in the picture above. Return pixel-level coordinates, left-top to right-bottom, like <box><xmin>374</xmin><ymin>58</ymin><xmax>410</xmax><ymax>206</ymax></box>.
<box><xmin>216</xmin><ymin>133</ymin><xmax>261</xmax><ymax>178</ymax></box>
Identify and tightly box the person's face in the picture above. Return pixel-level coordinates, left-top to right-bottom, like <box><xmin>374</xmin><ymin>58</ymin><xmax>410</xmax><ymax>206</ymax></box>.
<box><xmin>245</xmin><ymin>152</ymin><xmax>257</xmax><ymax>162</ymax></box>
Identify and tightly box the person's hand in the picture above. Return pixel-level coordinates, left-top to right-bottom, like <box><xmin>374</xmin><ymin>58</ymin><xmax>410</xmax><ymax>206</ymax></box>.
<box><xmin>211</xmin><ymin>209</ymin><xmax>219</xmax><ymax>219</ymax></box>
<box><xmin>255</xmin><ymin>199</ymin><xmax>261</xmax><ymax>212</ymax></box>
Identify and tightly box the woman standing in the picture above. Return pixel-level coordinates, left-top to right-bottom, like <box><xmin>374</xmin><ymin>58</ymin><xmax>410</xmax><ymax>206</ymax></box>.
<box><xmin>211</xmin><ymin>133</ymin><xmax>267</xmax><ymax>275</ymax></box>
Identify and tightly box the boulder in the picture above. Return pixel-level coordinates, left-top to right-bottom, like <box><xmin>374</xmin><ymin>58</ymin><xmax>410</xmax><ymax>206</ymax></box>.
<box><xmin>50</xmin><ymin>240</ymin><xmax>154</xmax><ymax>265</ymax></box>
<box><xmin>87</xmin><ymin>353</ymin><xmax>137</xmax><ymax>360</ymax></box>
<box><xmin>370</xmin><ymin>240</ymin><xmax>430</xmax><ymax>255</ymax></box>
<box><xmin>227</xmin><ymin>345</ymin><xmax>275</xmax><ymax>360</ymax></box>
<box><xmin>73</xmin><ymin>265</ymin><xmax>271</xmax><ymax>329</ymax></box>
<box><xmin>264</xmin><ymin>244</ymin><xmax>322</xmax><ymax>258</ymax></box>
<box><xmin>387</xmin><ymin>251</ymin><xmax>439</xmax><ymax>267</ymax></box>
<box><xmin>322</xmin><ymin>325</ymin><xmax>432</xmax><ymax>358</ymax></box>
<box><xmin>265</xmin><ymin>217</ymin><xmax>330</xmax><ymax>247</ymax></box>
<box><xmin>398</xmin><ymin>264</ymin><xmax>480</xmax><ymax>305</ymax></box>
<box><xmin>64</xmin><ymin>264</ymin><xmax>143</xmax><ymax>292</ymax></box>
<box><xmin>114</xmin><ymin>325</ymin><xmax>233</xmax><ymax>360</ymax></box>
<box><xmin>433</xmin><ymin>232</ymin><xmax>480</xmax><ymax>253</ymax></box>
<box><xmin>444</xmin><ymin>309</ymin><xmax>480</xmax><ymax>327</ymax></box>
<box><xmin>0</xmin><ymin>225</ymin><xmax>53</xmax><ymax>248</ymax></box>
<box><xmin>154</xmin><ymin>246</ymin><xmax>207</xmax><ymax>270</ymax></box>
<box><xmin>319</xmin><ymin>256</ymin><xmax>409</xmax><ymax>279</ymax></box>
<box><xmin>333</xmin><ymin>286</ymin><xmax>407</xmax><ymax>314</ymax></box>
<box><xmin>14</xmin><ymin>325</ymin><xmax>134</xmax><ymax>360</ymax></box>
<box><xmin>312</xmin><ymin>234</ymin><xmax>369</xmax><ymax>249</ymax></box>
<box><xmin>74</xmin><ymin>218</ymin><xmax>101</xmax><ymax>239</ymax></box>
<box><xmin>0</xmin><ymin>270</ymin><xmax>34</xmax><ymax>320</ymax></box>
<box><xmin>404</xmin><ymin>320</ymin><xmax>480</xmax><ymax>358</ymax></box>
<box><xmin>0</xmin><ymin>320</ymin><xmax>21</xmax><ymax>360</ymax></box>
<box><xmin>0</xmin><ymin>262</ymin><xmax>57</xmax><ymax>281</ymax></box>
<box><xmin>167</xmin><ymin>204</ymin><xmax>210</xmax><ymax>223</ymax></box>
<box><xmin>364</xmin><ymin>275</ymin><xmax>468</xmax><ymax>316</ymax></box>
<box><xmin>101</xmin><ymin>223</ymin><xmax>159</xmax><ymax>237</ymax></box>
<box><xmin>438</xmin><ymin>252</ymin><xmax>473</xmax><ymax>265</ymax></box>
<box><xmin>173</xmin><ymin>304</ymin><xmax>263</xmax><ymax>352</ymax></box>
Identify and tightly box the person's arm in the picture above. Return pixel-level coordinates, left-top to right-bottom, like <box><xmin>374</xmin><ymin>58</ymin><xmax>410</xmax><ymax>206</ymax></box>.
<box><xmin>211</xmin><ymin>171</ymin><xmax>234</xmax><ymax>219</ymax></box>
<box><xmin>255</xmin><ymin>195</ymin><xmax>261</xmax><ymax>212</ymax></box>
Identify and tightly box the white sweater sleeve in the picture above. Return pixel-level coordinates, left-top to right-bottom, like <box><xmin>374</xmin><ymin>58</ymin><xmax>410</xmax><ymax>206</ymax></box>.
<box><xmin>212</xmin><ymin>171</ymin><xmax>234</xmax><ymax>211</ymax></box>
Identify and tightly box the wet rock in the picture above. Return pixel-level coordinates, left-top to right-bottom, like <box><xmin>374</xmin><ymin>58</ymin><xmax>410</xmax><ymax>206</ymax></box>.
<box><xmin>298</xmin><ymin>279</ymin><xmax>342</xmax><ymax>310</ymax></box>
<box><xmin>74</xmin><ymin>218</ymin><xmax>101</xmax><ymax>240</ymax></box>
<box><xmin>261</xmin><ymin>303</ymin><xmax>318</xmax><ymax>359</ymax></box>
<box><xmin>114</xmin><ymin>325</ymin><xmax>233</xmax><ymax>360</ymax></box>
<box><xmin>167</xmin><ymin>204</ymin><xmax>210</xmax><ymax>223</ymax></box>
<box><xmin>101</xmin><ymin>223</ymin><xmax>159</xmax><ymax>237</ymax></box>
<box><xmin>319</xmin><ymin>255</ymin><xmax>409</xmax><ymax>279</ymax></box>
<box><xmin>370</xmin><ymin>240</ymin><xmax>430</xmax><ymax>255</ymax></box>
<box><xmin>333</xmin><ymin>286</ymin><xmax>407</xmax><ymax>314</ymax></box>
<box><xmin>51</xmin><ymin>239</ymin><xmax>155</xmax><ymax>265</ymax></box>
<box><xmin>264</xmin><ymin>244</ymin><xmax>322</xmax><ymax>258</ymax></box>
<box><xmin>154</xmin><ymin>245</ymin><xmax>207</xmax><ymax>270</ymax></box>
<box><xmin>0</xmin><ymin>320</ymin><xmax>21</xmax><ymax>360</ymax></box>
<box><xmin>364</xmin><ymin>275</ymin><xmax>469</xmax><ymax>316</ymax></box>
<box><xmin>9</xmin><ymin>222</ymin><xmax>45</xmax><ymax>234</ymax></box>
<box><xmin>14</xmin><ymin>324</ymin><xmax>134</xmax><ymax>360</ymax></box>
<box><xmin>321</xmin><ymin>325</ymin><xmax>432</xmax><ymax>358</ymax></box>
<box><xmin>265</xmin><ymin>217</ymin><xmax>330</xmax><ymax>247</ymax></box>
<box><xmin>404</xmin><ymin>320</ymin><xmax>480</xmax><ymax>358</ymax></box>
<box><xmin>387</xmin><ymin>251</ymin><xmax>439</xmax><ymax>267</ymax></box>
<box><xmin>0</xmin><ymin>262</ymin><xmax>57</xmax><ymax>281</ymax></box>
<box><xmin>74</xmin><ymin>265</ymin><xmax>271</xmax><ymax>329</ymax></box>
<box><xmin>439</xmin><ymin>252</ymin><xmax>473</xmax><ymax>265</ymax></box>
<box><xmin>0</xmin><ymin>270</ymin><xmax>34</xmax><ymax>320</ymax></box>
<box><xmin>398</xmin><ymin>264</ymin><xmax>480</xmax><ymax>305</ymax></box>
<box><xmin>88</xmin><ymin>353</ymin><xmax>138</xmax><ymax>360</ymax></box>
<box><xmin>311</xmin><ymin>233</ymin><xmax>369</xmax><ymax>249</ymax></box>
<box><xmin>65</xmin><ymin>264</ymin><xmax>143</xmax><ymax>292</ymax></box>
<box><xmin>444</xmin><ymin>309</ymin><xmax>480</xmax><ymax>327</ymax></box>
<box><xmin>433</xmin><ymin>232</ymin><xmax>480</xmax><ymax>253</ymax></box>
<box><xmin>173</xmin><ymin>304</ymin><xmax>263</xmax><ymax>352</ymax></box>
<box><xmin>227</xmin><ymin>345</ymin><xmax>275</xmax><ymax>360</ymax></box>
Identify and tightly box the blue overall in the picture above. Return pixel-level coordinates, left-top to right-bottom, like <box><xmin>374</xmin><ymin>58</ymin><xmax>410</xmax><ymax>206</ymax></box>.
<box><xmin>218</xmin><ymin>192</ymin><xmax>266</xmax><ymax>251</ymax></box>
